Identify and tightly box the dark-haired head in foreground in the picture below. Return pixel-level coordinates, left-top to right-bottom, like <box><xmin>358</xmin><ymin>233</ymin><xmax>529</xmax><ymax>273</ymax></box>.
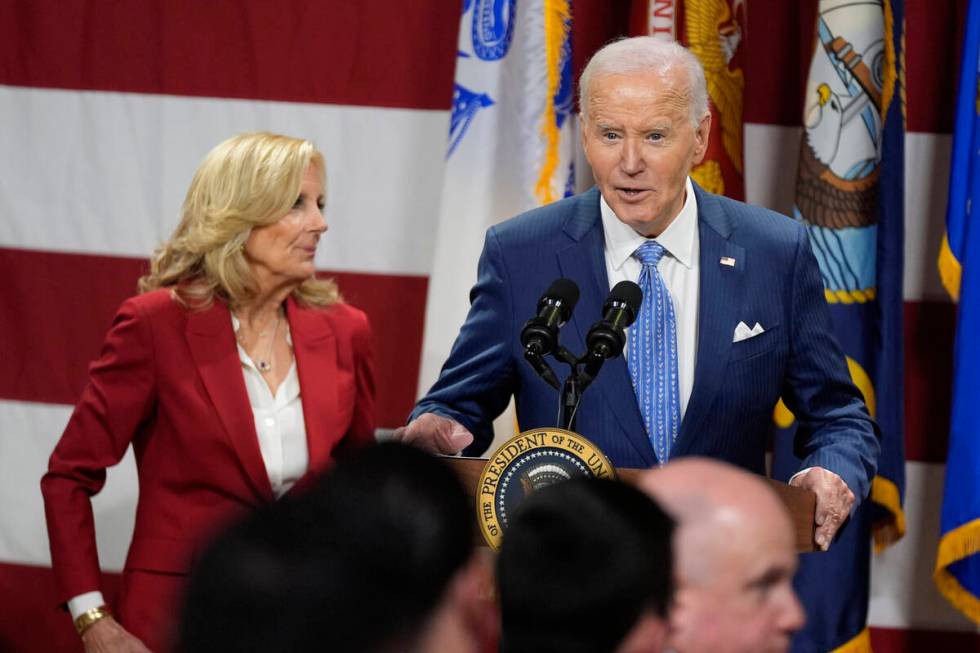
<box><xmin>178</xmin><ymin>442</ymin><xmax>490</xmax><ymax>653</ymax></box>
<box><xmin>497</xmin><ymin>478</ymin><xmax>675</xmax><ymax>653</ymax></box>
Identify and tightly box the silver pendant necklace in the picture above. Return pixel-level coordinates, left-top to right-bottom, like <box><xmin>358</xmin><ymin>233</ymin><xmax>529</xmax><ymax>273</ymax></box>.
<box><xmin>237</xmin><ymin>309</ymin><xmax>282</xmax><ymax>374</ymax></box>
<box><xmin>256</xmin><ymin>311</ymin><xmax>282</xmax><ymax>374</ymax></box>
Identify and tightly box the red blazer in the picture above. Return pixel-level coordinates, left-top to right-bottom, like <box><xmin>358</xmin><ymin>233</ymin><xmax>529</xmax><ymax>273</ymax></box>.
<box><xmin>41</xmin><ymin>289</ymin><xmax>375</xmax><ymax>632</ymax></box>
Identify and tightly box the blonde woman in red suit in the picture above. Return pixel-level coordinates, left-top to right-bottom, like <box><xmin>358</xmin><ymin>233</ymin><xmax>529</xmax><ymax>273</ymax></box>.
<box><xmin>40</xmin><ymin>132</ymin><xmax>376</xmax><ymax>653</ymax></box>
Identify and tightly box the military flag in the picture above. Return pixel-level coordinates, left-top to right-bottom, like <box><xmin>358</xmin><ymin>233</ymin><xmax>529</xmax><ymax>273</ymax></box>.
<box><xmin>630</xmin><ymin>0</ymin><xmax>747</xmax><ymax>200</ymax></box>
<box><xmin>418</xmin><ymin>0</ymin><xmax>577</xmax><ymax>431</ymax></box>
<box><xmin>772</xmin><ymin>0</ymin><xmax>907</xmax><ymax>651</ymax></box>
<box><xmin>934</xmin><ymin>0</ymin><xmax>980</xmax><ymax>625</ymax></box>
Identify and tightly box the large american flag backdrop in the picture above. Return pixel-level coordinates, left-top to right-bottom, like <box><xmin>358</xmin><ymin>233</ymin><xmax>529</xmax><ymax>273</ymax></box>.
<box><xmin>0</xmin><ymin>1</ymin><xmax>977</xmax><ymax>651</ymax></box>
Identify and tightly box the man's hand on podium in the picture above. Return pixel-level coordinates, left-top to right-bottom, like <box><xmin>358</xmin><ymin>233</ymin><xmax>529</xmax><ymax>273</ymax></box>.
<box><xmin>391</xmin><ymin>413</ymin><xmax>474</xmax><ymax>455</ymax></box>
<box><xmin>789</xmin><ymin>467</ymin><xmax>855</xmax><ymax>551</ymax></box>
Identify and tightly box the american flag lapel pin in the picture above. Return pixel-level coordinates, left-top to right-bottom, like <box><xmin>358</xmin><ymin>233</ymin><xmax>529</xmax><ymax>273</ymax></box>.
<box><xmin>720</xmin><ymin>256</ymin><xmax>736</xmax><ymax>267</ymax></box>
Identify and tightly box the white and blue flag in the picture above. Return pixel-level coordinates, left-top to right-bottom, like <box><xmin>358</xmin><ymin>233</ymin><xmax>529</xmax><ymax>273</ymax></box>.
<box><xmin>418</xmin><ymin>0</ymin><xmax>577</xmax><ymax>422</ymax></box>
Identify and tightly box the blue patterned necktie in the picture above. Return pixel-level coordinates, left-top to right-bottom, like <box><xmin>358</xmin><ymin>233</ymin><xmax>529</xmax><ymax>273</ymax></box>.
<box><xmin>628</xmin><ymin>240</ymin><xmax>681</xmax><ymax>463</ymax></box>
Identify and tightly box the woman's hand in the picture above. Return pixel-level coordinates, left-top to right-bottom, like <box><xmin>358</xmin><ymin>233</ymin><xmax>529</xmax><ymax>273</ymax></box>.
<box><xmin>81</xmin><ymin>616</ymin><xmax>152</xmax><ymax>653</ymax></box>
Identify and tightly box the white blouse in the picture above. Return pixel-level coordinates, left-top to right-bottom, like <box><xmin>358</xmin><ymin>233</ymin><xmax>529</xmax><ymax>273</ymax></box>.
<box><xmin>232</xmin><ymin>312</ymin><xmax>310</xmax><ymax>499</ymax></box>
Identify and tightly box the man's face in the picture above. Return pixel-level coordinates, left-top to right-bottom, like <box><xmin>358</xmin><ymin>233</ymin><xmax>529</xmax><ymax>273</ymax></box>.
<box><xmin>668</xmin><ymin>517</ymin><xmax>805</xmax><ymax>653</ymax></box>
<box><xmin>580</xmin><ymin>69</ymin><xmax>710</xmax><ymax>237</ymax></box>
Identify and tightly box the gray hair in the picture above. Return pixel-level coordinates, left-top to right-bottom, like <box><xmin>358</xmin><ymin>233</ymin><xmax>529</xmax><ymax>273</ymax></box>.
<box><xmin>578</xmin><ymin>37</ymin><xmax>709</xmax><ymax>128</ymax></box>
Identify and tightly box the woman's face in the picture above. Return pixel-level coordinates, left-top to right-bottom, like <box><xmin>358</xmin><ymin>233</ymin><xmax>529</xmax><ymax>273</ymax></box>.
<box><xmin>244</xmin><ymin>164</ymin><xmax>327</xmax><ymax>293</ymax></box>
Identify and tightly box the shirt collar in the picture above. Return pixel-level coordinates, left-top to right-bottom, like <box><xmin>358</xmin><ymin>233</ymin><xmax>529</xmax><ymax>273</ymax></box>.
<box><xmin>600</xmin><ymin>176</ymin><xmax>698</xmax><ymax>271</ymax></box>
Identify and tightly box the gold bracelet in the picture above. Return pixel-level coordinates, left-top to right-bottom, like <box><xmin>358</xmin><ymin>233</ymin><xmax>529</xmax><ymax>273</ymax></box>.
<box><xmin>74</xmin><ymin>605</ymin><xmax>112</xmax><ymax>636</ymax></box>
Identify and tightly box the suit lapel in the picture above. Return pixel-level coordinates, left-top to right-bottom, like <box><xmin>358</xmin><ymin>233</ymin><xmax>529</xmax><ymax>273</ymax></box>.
<box><xmin>286</xmin><ymin>297</ymin><xmax>339</xmax><ymax>479</ymax></box>
<box><xmin>556</xmin><ymin>189</ymin><xmax>656</xmax><ymax>467</ymax></box>
<box><xmin>675</xmin><ymin>187</ymin><xmax>746</xmax><ymax>454</ymax></box>
<box><xmin>557</xmin><ymin>189</ymin><xmax>607</xmax><ymax>356</ymax></box>
<box><xmin>186</xmin><ymin>301</ymin><xmax>274</xmax><ymax>502</ymax></box>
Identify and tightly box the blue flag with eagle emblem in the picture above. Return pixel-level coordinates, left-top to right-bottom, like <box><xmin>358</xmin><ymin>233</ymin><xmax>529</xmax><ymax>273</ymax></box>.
<box><xmin>771</xmin><ymin>1</ymin><xmax>906</xmax><ymax>651</ymax></box>
<box><xmin>934</xmin><ymin>0</ymin><xmax>980</xmax><ymax>626</ymax></box>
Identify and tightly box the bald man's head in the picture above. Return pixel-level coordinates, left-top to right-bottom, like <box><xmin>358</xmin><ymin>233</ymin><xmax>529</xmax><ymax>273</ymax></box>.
<box><xmin>639</xmin><ymin>459</ymin><xmax>804</xmax><ymax>653</ymax></box>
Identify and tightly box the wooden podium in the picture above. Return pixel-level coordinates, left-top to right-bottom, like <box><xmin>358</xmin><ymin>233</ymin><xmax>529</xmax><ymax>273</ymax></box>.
<box><xmin>446</xmin><ymin>458</ymin><xmax>818</xmax><ymax>553</ymax></box>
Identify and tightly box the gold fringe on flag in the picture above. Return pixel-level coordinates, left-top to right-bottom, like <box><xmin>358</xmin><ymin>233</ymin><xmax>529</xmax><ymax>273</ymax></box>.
<box><xmin>823</xmin><ymin>288</ymin><xmax>877</xmax><ymax>304</ymax></box>
<box><xmin>831</xmin><ymin>627</ymin><xmax>872</xmax><ymax>653</ymax></box>
<box><xmin>871</xmin><ymin>475</ymin><xmax>907</xmax><ymax>552</ymax></box>
<box><xmin>938</xmin><ymin>233</ymin><xmax>963</xmax><ymax>301</ymax></box>
<box><xmin>934</xmin><ymin>518</ymin><xmax>980</xmax><ymax>624</ymax></box>
<box><xmin>534</xmin><ymin>0</ymin><xmax>571</xmax><ymax>205</ymax></box>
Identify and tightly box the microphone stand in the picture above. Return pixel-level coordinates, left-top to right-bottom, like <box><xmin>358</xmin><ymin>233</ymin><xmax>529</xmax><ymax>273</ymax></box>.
<box><xmin>525</xmin><ymin>342</ymin><xmax>624</xmax><ymax>432</ymax></box>
<box><xmin>554</xmin><ymin>346</ymin><xmax>582</xmax><ymax>431</ymax></box>
<box><xmin>524</xmin><ymin>282</ymin><xmax>640</xmax><ymax>432</ymax></box>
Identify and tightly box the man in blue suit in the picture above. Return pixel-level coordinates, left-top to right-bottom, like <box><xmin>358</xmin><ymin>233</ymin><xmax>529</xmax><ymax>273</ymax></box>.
<box><xmin>395</xmin><ymin>37</ymin><xmax>878</xmax><ymax>551</ymax></box>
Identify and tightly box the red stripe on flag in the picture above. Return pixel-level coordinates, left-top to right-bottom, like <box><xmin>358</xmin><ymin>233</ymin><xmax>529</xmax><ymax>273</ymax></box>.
<box><xmin>0</xmin><ymin>1</ymin><xmax>458</xmax><ymax>110</ymax></box>
<box><xmin>572</xmin><ymin>0</ymin><xmax>631</xmax><ymax>104</ymax></box>
<box><xmin>743</xmin><ymin>0</ymin><xmax>816</xmax><ymax>128</ymax></box>
<box><xmin>870</xmin><ymin>625</ymin><xmax>980</xmax><ymax>652</ymax></box>
<box><xmin>904</xmin><ymin>300</ymin><xmax>957</xmax><ymax>464</ymax></box>
<box><xmin>1</xmin><ymin>2</ymin><xmax>964</xmax><ymax>131</ymax></box>
<box><xmin>905</xmin><ymin>0</ymin><xmax>972</xmax><ymax>134</ymax></box>
<box><xmin>0</xmin><ymin>248</ymin><xmax>424</xmax><ymax>427</ymax></box>
<box><xmin>327</xmin><ymin>270</ymin><xmax>426</xmax><ymax>427</ymax></box>
<box><xmin>0</xmin><ymin>562</ymin><xmax>122</xmax><ymax>653</ymax></box>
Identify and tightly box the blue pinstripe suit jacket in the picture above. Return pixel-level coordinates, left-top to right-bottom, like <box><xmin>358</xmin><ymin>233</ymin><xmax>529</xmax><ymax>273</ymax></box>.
<box><xmin>413</xmin><ymin>185</ymin><xmax>879</xmax><ymax>501</ymax></box>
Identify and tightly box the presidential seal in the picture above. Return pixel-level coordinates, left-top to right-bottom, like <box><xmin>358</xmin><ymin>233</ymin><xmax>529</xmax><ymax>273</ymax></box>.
<box><xmin>476</xmin><ymin>428</ymin><xmax>615</xmax><ymax>549</ymax></box>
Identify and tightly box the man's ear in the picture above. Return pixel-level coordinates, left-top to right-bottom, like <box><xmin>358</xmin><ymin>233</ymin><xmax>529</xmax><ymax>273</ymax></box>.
<box><xmin>692</xmin><ymin>112</ymin><xmax>712</xmax><ymax>165</ymax></box>
<box><xmin>614</xmin><ymin>612</ymin><xmax>669</xmax><ymax>653</ymax></box>
<box><xmin>666</xmin><ymin>583</ymin><xmax>715</xmax><ymax>653</ymax></box>
<box><xmin>452</xmin><ymin>550</ymin><xmax>499</xmax><ymax>645</ymax></box>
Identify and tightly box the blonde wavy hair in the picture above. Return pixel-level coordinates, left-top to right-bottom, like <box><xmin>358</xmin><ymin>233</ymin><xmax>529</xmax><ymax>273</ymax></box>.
<box><xmin>138</xmin><ymin>131</ymin><xmax>340</xmax><ymax>308</ymax></box>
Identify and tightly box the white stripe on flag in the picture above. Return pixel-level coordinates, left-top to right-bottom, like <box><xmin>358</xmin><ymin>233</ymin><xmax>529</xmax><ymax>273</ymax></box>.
<box><xmin>0</xmin><ymin>400</ymin><xmax>136</xmax><ymax>571</ymax></box>
<box><xmin>869</xmin><ymin>461</ymin><xmax>980</xmax><ymax>633</ymax></box>
<box><xmin>0</xmin><ymin>85</ymin><xmax>448</xmax><ymax>276</ymax></box>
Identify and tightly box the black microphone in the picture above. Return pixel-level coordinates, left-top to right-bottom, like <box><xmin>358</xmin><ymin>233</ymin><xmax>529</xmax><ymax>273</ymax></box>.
<box><xmin>521</xmin><ymin>279</ymin><xmax>580</xmax><ymax>389</ymax></box>
<box><xmin>579</xmin><ymin>281</ymin><xmax>643</xmax><ymax>387</ymax></box>
<box><xmin>520</xmin><ymin>278</ymin><xmax>580</xmax><ymax>357</ymax></box>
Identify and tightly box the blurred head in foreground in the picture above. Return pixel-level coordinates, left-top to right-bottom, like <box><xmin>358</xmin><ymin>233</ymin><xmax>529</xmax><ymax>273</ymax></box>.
<box><xmin>497</xmin><ymin>477</ymin><xmax>675</xmax><ymax>653</ymax></box>
<box><xmin>178</xmin><ymin>442</ymin><xmax>489</xmax><ymax>653</ymax></box>
<box><xmin>639</xmin><ymin>458</ymin><xmax>805</xmax><ymax>653</ymax></box>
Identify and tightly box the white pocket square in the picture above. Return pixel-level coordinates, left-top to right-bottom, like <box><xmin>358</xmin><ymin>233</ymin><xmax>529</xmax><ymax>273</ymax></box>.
<box><xmin>733</xmin><ymin>321</ymin><xmax>765</xmax><ymax>343</ymax></box>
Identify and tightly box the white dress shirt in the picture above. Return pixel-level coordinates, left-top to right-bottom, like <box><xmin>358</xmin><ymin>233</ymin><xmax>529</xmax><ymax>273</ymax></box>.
<box><xmin>68</xmin><ymin>315</ymin><xmax>309</xmax><ymax>620</ymax></box>
<box><xmin>600</xmin><ymin>176</ymin><xmax>701</xmax><ymax>422</ymax></box>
